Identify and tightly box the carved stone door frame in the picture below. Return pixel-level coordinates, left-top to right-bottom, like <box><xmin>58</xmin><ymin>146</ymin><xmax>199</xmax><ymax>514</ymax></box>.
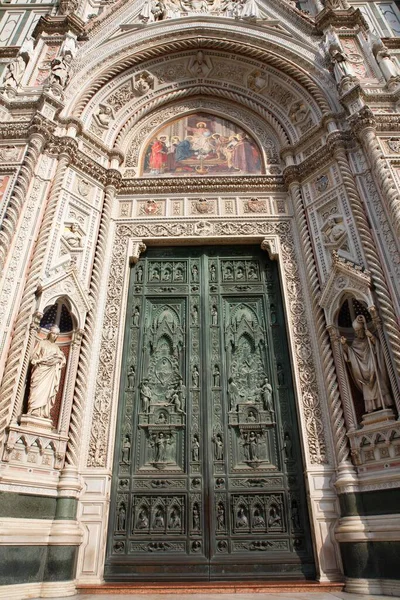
<box><xmin>77</xmin><ymin>217</ymin><xmax>342</xmax><ymax>585</ymax></box>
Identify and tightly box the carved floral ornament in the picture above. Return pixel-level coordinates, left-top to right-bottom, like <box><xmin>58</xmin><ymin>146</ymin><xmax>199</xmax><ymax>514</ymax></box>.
<box><xmin>87</xmin><ymin>220</ymin><xmax>328</xmax><ymax>470</ymax></box>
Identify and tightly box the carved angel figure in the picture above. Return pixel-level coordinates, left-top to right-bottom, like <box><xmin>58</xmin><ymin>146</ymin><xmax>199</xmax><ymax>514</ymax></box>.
<box><xmin>26</xmin><ymin>326</ymin><xmax>66</xmax><ymax>419</ymax></box>
<box><xmin>341</xmin><ymin>315</ymin><xmax>393</xmax><ymax>414</ymax></box>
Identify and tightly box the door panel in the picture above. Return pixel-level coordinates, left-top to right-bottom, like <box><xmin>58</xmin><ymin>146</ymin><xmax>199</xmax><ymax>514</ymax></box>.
<box><xmin>105</xmin><ymin>246</ymin><xmax>315</xmax><ymax>581</ymax></box>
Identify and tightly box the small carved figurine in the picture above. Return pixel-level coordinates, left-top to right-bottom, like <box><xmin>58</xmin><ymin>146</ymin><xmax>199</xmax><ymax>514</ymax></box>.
<box><xmin>132</xmin><ymin>307</ymin><xmax>140</xmax><ymax>327</ymax></box>
<box><xmin>122</xmin><ymin>434</ymin><xmax>131</xmax><ymax>463</ymax></box>
<box><xmin>217</xmin><ymin>502</ymin><xmax>225</xmax><ymax>530</ymax></box>
<box><xmin>236</xmin><ymin>507</ymin><xmax>248</xmax><ymax>528</ymax></box>
<box><xmin>137</xmin><ymin>508</ymin><xmax>149</xmax><ymax>529</ymax></box>
<box><xmin>140</xmin><ymin>380</ymin><xmax>152</xmax><ymax>412</ymax></box>
<box><xmin>127</xmin><ymin>365</ymin><xmax>135</xmax><ymax>389</ymax></box>
<box><xmin>260</xmin><ymin>376</ymin><xmax>273</xmax><ymax>412</ymax></box>
<box><xmin>192</xmin><ymin>365</ymin><xmax>200</xmax><ymax>387</ymax></box>
<box><xmin>211</xmin><ymin>305</ymin><xmax>218</xmax><ymax>326</ymax></box>
<box><xmin>117</xmin><ymin>503</ymin><xmax>126</xmax><ymax>530</ymax></box>
<box><xmin>191</xmin><ymin>434</ymin><xmax>200</xmax><ymax>461</ymax></box>
<box><xmin>213</xmin><ymin>433</ymin><xmax>224</xmax><ymax>460</ymax></box>
<box><xmin>213</xmin><ymin>365</ymin><xmax>220</xmax><ymax>387</ymax></box>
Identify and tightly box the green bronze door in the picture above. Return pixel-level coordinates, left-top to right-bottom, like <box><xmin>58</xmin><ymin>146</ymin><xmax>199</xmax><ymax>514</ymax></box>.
<box><xmin>105</xmin><ymin>246</ymin><xmax>315</xmax><ymax>581</ymax></box>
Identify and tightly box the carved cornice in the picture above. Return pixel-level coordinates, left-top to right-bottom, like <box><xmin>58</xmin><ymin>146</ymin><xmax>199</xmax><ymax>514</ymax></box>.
<box><xmin>315</xmin><ymin>7</ymin><xmax>368</xmax><ymax>32</ymax></box>
<box><xmin>106</xmin><ymin>168</ymin><xmax>122</xmax><ymax>189</ymax></box>
<box><xmin>0</xmin><ymin>47</ymin><xmax>20</xmax><ymax>60</ymax></box>
<box><xmin>28</xmin><ymin>114</ymin><xmax>56</xmax><ymax>141</ymax></box>
<box><xmin>297</xmin><ymin>143</ymin><xmax>332</xmax><ymax>178</ymax></box>
<box><xmin>348</xmin><ymin>106</ymin><xmax>376</xmax><ymax>137</ymax></box>
<box><xmin>46</xmin><ymin>135</ymin><xmax>79</xmax><ymax>161</ymax></box>
<box><xmin>375</xmin><ymin>114</ymin><xmax>400</xmax><ymax>132</ymax></box>
<box><xmin>32</xmin><ymin>14</ymin><xmax>86</xmax><ymax>39</ymax></box>
<box><xmin>381</xmin><ymin>38</ymin><xmax>400</xmax><ymax>50</ymax></box>
<box><xmin>120</xmin><ymin>176</ymin><xmax>284</xmax><ymax>195</ymax></box>
<box><xmin>283</xmin><ymin>165</ymin><xmax>300</xmax><ymax>187</ymax></box>
<box><xmin>0</xmin><ymin>122</ymin><xmax>29</xmax><ymax>140</ymax></box>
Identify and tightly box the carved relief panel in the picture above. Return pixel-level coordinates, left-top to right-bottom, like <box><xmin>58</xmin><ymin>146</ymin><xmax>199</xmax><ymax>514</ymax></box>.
<box><xmin>105</xmin><ymin>246</ymin><xmax>314</xmax><ymax>580</ymax></box>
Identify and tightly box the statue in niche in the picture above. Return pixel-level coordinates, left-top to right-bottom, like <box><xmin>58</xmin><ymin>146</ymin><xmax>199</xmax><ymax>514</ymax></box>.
<box><xmin>191</xmin><ymin>306</ymin><xmax>199</xmax><ymax>325</ymax></box>
<box><xmin>210</xmin><ymin>264</ymin><xmax>217</xmax><ymax>282</ymax></box>
<box><xmin>191</xmin><ymin>264</ymin><xmax>199</xmax><ymax>282</ymax></box>
<box><xmin>122</xmin><ymin>434</ymin><xmax>131</xmax><ymax>463</ymax></box>
<box><xmin>136</xmin><ymin>266</ymin><xmax>143</xmax><ymax>283</ymax></box>
<box><xmin>137</xmin><ymin>508</ymin><xmax>149</xmax><ymax>529</ymax></box>
<box><xmin>248</xmin><ymin>431</ymin><xmax>258</xmax><ymax>460</ymax></box>
<box><xmin>268</xmin><ymin>506</ymin><xmax>281</xmax><ymax>527</ymax></box>
<box><xmin>322</xmin><ymin>217</ymin><xmax>347</xmax><ymax>249</ymax></box>
<box><xmin>165</xmin><ymin>432</ymin><xmax>176</xmax><ymax>462</ymax></box>
<box><xmin>94</xmin><ymin>104</ymin><xmax>114</xmax><ymax>128</ymax></box>
<box><xmin>341</xmin><ymin>315</ymin><xmax>393</xmax><ymax>414</ymax></box>
<box><xmin>140</xmin><ymin>380</ymin><xmax>152</xmax><ymax>412</ymax></box>
<box><xmin>3</xmin><ymin>54</ymin><xmax>27</xmax><ymax>89</ymax></box>
<box><xmin>247</xmin><ymin>410</ymin><xmax>257</xmax><ymax>423</ymax></box>
<box><xmin>153</xmin><ymin>432</ymin><xmax>167</xmax><ymax>462</ymax></box>
<box><xmin>117</xmin><ymin>503</ymin><xmax>126</xmax><ymax>530</ymax></box>
<box><xmin>26</xmin><ymin>326</ymin><xmax>66</xmax><ymax>420</ymax></box>
<box><xmin>192</xmin><ymin>365</ymin><xmax>200</xmax><ymax>388</ymax></box>
<box><xmin>223</xmin><ymin>264</ymin><xmax>234</xmax><ymax>280</ymax></box>
<box><xmin>151</xmin><ymin>265</ymin><xmax>160</xmax><ymax>280</ymax></box>
<box><xmin>217</xmin><ymin>502</ymin><xmax>225</xmax><ymax>530</ymax></box>
<box><xmin>252</xmin><ymin>508</ymin><xmax>265</xmax><ymax>528</ymax></box>
<box><xmin>193</xmin><ymin>504</ymin><xmax>200</xmax><ymax>529</ymax></box>
<box><xmin>49</xmin><ymin>53</ymin><xmax>72</xmax><ymax>88</ymax></box>
<box><xmin>283</xmin><ymin>432</ymin><xmax>293</xmax><ymax>460</ymax></box>
<box><xmin>213</xmin><ymin>433</ymin><xmax>224</xmax><ymax>460</ymax></box>
<box><xmin>213</xmin><ymin>365</ymin><xmax>220</xmax><ymax>387</ymax></box>
<box><xmin>157</xmin><ymin>412</ymin><xmax>167</xmax><ymax>423</ymax></box>
<box><xmin>211</xmin><ymin>305</ymin><xmax>218</xmax><ymax>326</ymax></box>
<box><xmin>154</xmin><ymin>508</ymin><xmax>165</xmax><ymax>528</ymax></box>
<box><xmin>162</xmin><ymin>266</ymin><xmax>172</xmax><ymax>281</ymax></box>
<box><xmin>277</xmin><ymin>363</ymin><xmax>285</xmax><ymax>386</ymax></box>
<box><xmin>132</xmin><ymin>307</ymin><xmax>140</xmax><ymax>327</ymax></box>
<box><xmin>228</xmin><ymin>377</ymin><xmax>241</xmax><ymax>410</ymax></box>
<box><xmin>328</xmin><ymin>46</ymin><xmax>354</xmax><ymax>84</ymax></box>
<box><xmin>169</xmin><ymin>508</ymin><xmax>181</xmax><ymax>529</ymax></box>
<box><xmin>260</xmin><ymin>376</ymin><xmax>274</xmax><ymax>412</ymax></box>
<box><xmin>236</xmin><ymin>507</ymin><xmax>248</xmax><ymax>528</ymax></box>
<box><xmin>191</xmin><ymin>435</ymin><xmax>200</xmax><ymax>461</ymax></box>
<box><xmin>127</xmin><ymin>365</ymin><xmax>135</xmax><ymax>389</ymax></box>
<box><xmin>248</xmin><ymin>264</ymin><xmax>258</xmax><ymax>280</ymax></box>
<box><xmin>177</xmin><ymin>376</ymin><xmax>187</xmax><ymax>411</ymax></box>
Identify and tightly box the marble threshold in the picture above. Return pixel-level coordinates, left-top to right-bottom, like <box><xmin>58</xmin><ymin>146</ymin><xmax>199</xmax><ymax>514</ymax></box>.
<box><xmin>77</xmin><ymin>582</ymin><xmax>344</xmax><ymax>595</ymax></box>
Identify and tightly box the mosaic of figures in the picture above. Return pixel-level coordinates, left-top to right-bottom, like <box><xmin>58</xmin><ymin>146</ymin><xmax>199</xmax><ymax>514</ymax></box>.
<box><xmin>142</xmin><ymin>113</ymin><xmax>263</xmax><ymax>177</ymax></box>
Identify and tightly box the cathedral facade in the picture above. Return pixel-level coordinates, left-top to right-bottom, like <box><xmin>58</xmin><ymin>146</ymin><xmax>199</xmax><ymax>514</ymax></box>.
<box><xmin>0</xmin><ymin>0</ymin><xmax>400</xmax><ymax>597</ymax></box>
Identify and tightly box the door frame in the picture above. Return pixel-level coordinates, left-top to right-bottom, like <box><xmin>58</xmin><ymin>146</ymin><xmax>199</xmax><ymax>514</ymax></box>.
<box><xmin>75</xmin><ymin>218</ymin><xmax>342</xmax><ymax>585</ymax></box>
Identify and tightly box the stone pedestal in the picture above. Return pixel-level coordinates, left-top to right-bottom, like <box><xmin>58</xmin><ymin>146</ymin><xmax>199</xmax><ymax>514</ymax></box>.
<box><xmin>361</xmin><ymin>407</ymin><xmax>396</xmax><ymax>427</ymax></box>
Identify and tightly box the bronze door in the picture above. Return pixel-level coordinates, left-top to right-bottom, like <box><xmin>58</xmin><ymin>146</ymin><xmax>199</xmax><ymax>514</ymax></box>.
<box><xmin>105</xmin><ymin>246</ymin><xmax>315</xmax><ymax>581</ymax></box>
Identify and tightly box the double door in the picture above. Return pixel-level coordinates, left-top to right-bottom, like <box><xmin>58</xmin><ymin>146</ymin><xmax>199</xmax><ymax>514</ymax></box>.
<box><xmin>105</xmin><ymin>246</ymin><xmax>314</xmax><ymax>581</ymax></box>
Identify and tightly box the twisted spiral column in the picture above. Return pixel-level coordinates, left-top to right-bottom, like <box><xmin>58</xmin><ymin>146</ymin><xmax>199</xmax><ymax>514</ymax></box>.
<box><xmin>358</xmin><ymin>127</ymin><xmax>400</xmax><ymax>242</ymax></box>
<box><xmin>65</xmin><ymin>170</ymin><xmax>121</xmax><ymax>468</ymax></box>
<box><xmin>0</xmin><ymin>131</ymin><xmax>47</xmax><ymax>270</ymax></box>
<box><xmin>331</xmin><ymin>141</ymin><xmax>400</xmax><ymax>387</ymax></box>
<box><xmin>285</xmin><ymin>171</ymin><xmax>353</xmax><ymax>474</ymax></box>
<box><xmin>0</xmin><ymin>147</ymin><xmax>74</xmax><ymax>448</ymax></box>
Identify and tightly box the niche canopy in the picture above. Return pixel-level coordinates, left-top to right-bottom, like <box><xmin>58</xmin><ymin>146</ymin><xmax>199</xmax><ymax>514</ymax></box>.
<box><xmin>141</xmin><ymin>112</ymin><xmax>264</xmax><ymax>177</ymax></box>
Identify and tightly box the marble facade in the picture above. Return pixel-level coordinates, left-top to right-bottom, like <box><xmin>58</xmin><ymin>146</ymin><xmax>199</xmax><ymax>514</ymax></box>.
<box><xmin>0</xmin><ymin>0</ymin><xmax>400</xmax><ymax>597</ymax></box>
